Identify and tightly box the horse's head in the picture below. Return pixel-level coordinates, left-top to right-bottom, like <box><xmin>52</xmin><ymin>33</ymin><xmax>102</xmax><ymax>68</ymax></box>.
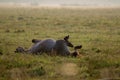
<box><xmin>64</xmin><ymin>35</ymin><xmax>74</xmax><ymax>47</ymax></box>
<box><xmin>15</xmin><ymin>46</ymin><xmax>25</xmax><ymax>53</ymax></box>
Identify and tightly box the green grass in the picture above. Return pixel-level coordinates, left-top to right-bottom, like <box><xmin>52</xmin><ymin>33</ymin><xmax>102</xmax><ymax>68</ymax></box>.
<box><xmin>0</xmin><ymin>7</ymin><xmax>120</xmax><ymax>80</ymax></box>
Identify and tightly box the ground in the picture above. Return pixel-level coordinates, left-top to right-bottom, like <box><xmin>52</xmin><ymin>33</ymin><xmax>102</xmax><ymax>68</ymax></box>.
<box><xmin>0</xmin><ymin>7</ymin><xmax>120</xmax><ymax>80</ymax></box>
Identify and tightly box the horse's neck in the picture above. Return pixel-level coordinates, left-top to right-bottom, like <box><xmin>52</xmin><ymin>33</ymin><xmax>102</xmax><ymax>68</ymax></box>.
<box><xmin>56</xmin><ymin>40</ymin><xmax>70</xmax><ymax>53</ymax></box>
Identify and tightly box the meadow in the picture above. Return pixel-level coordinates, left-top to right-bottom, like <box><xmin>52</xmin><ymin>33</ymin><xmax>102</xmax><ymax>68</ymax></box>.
<box><xmin>0</xmin><ymin>7</ymin><xmax>120</xmax><ymax>80</ymax></box>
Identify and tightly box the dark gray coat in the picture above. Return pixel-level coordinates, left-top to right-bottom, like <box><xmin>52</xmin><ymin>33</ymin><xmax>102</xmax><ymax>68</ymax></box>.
<box><xmin>29</xmin><ymin>39</ymin><xmax>56</xmax><ymax>54</ymax></box>
<box><xmin>53</xmin><ymin>40</ymin><xmax>71</xmax><ymax>56</ymax></box>
<box><xmin>15</xmin><ymin>35</ymin><xmax>73</xmax><ymax>56</ymax></box>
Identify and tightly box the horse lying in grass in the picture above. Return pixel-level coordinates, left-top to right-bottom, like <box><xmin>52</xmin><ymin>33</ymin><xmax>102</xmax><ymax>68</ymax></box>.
<box><xmin>15</xmin><ymin>35</ymin><xmax>82</xmax><ymax>57</ymax></box>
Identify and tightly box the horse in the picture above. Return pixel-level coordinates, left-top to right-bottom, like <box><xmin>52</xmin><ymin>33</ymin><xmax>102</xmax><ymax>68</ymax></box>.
<box><xmin>15</xmin><ymin>35</ymin><xmax>74</xmax><ymax>56</ymax></box>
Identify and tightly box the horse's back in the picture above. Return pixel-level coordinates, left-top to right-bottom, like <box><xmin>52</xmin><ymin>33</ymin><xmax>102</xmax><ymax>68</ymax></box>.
<box><xmin>40</xmin><ymin>39</ymin><xmax>56</xmax><ymax>52</ymax></box>
<box><xmin>29</xmin><ymin>39</ymin><xmax>56</xmax><ymax>54</ymax></box>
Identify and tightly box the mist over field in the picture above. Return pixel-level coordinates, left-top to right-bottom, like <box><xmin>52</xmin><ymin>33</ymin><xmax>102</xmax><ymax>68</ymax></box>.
<box><xmin>0</xmin><ymin>0</ymin><xmax>120</xmax><ymax>8</ymax></box>
<box><xmin>0</xmin><ymin>0</ymin><xmax>120</xmax><ymax>80</ymax></box>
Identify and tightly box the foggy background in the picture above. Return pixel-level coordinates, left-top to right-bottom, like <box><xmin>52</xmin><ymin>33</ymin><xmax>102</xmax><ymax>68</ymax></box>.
<box><xmin>0</xmin><ymin>0</ymin><xmax>120</xmax><ymax>7</ymax></box>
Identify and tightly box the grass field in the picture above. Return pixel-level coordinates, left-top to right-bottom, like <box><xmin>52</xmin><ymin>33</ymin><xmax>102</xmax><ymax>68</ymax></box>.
<box><xmin>0</xmin><ymin>7</ymin><xmax>120</xmax><ymax>80</ymax></box>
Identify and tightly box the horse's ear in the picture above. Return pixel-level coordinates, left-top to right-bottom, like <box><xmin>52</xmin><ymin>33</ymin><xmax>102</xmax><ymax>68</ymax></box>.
<box><xmin>64</xmin><ymin>35</ymin><xmax>69</xmax><ymax>41</ymax></box>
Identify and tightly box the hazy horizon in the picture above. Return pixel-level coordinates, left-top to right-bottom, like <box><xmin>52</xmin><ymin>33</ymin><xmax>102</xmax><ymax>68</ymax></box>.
<box><xmin>0</xmin><ymin>0</ymin><xmax>120</xmax><ymax>8</ymax></box>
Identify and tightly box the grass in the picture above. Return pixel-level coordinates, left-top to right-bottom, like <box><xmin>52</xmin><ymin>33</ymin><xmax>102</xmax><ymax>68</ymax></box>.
<box><xmin>0</xmin><ymin>7</ymin><xmax>120</xmax><ymax>80</ymax></box>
